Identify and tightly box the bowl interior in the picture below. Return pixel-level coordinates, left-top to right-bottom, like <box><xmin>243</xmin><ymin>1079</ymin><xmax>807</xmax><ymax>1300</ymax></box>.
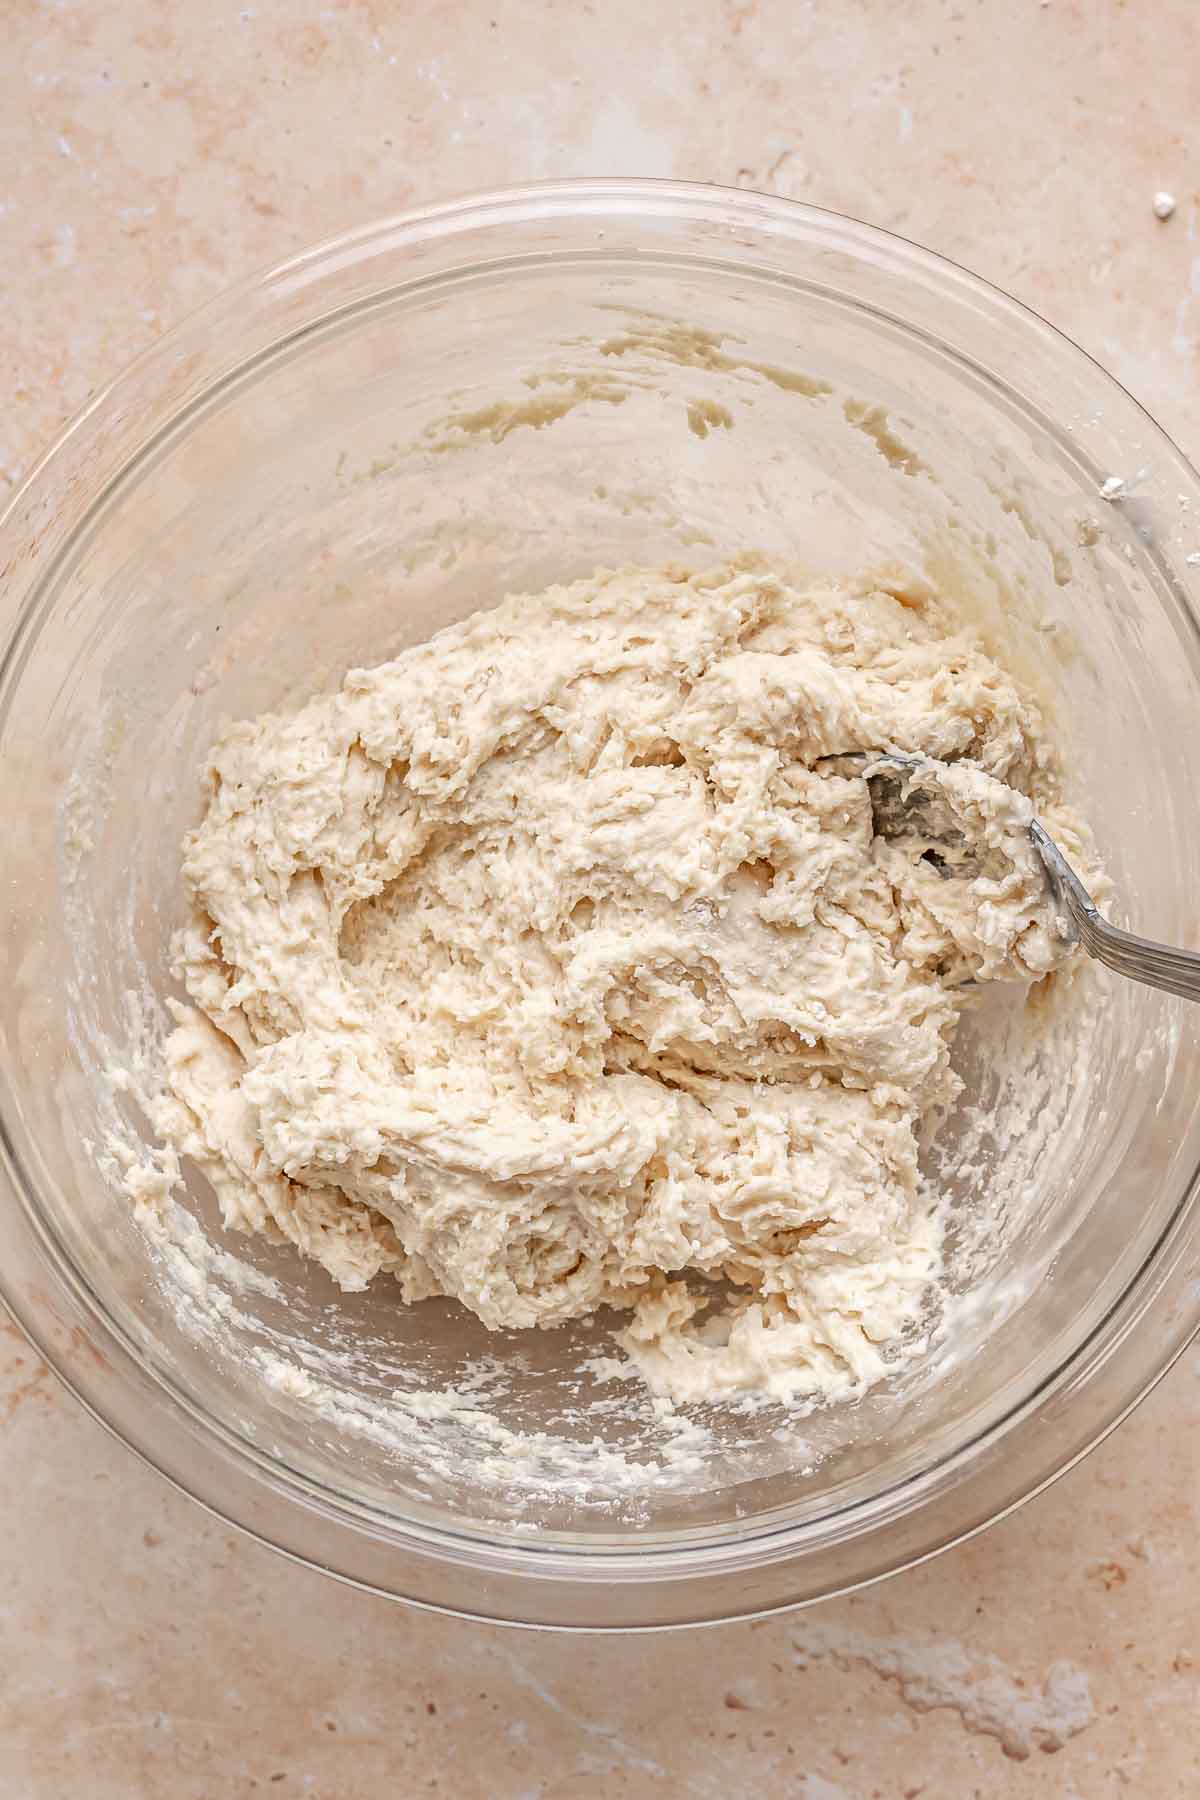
<box><xmin>4</xmin><ymin>210</ymin><xmax>1200</xmax><ymax>1563</ymax></box>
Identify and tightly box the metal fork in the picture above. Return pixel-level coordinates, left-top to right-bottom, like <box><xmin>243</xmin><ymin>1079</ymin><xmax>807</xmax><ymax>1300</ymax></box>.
<box><xmin>839</xmin><ymin>751</ymin><xmax>1200</xmax><ymax>1006</ymax></box>
<box><xmin>1029</xmin><ymin>821</ymin><xmax>1200</xmax><ymax>1004</ymax></box>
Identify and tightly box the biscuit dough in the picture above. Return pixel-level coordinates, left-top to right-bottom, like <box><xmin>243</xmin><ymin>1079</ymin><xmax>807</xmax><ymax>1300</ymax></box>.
<box><xmin>158</xmin><ymin>562</ymin><xmax>1083</xmax><ymax>1403</ymax></box>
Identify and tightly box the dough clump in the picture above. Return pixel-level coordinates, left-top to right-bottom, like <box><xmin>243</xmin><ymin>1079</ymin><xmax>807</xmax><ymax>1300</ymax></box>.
<box><xmin>159</xmin><ymin>562</ymin><xmax>1082</xmax><ymax>1403</ymax></box>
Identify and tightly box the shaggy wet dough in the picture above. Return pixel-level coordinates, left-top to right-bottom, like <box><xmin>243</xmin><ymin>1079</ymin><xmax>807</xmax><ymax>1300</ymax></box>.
<box><xmin>159</xmin><ymin>561</ymin><xmax>1085</xmax><ymax>1403</ymax></box>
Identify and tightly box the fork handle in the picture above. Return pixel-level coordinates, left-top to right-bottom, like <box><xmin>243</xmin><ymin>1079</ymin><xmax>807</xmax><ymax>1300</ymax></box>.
<box><xmin>1030</xmin><ymin>821</ymin><xmax>1200</xmax><ymax>1004</ymax></box>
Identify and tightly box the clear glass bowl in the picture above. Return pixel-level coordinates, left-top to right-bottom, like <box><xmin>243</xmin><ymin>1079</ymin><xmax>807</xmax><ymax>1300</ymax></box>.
<box><xmin>2</xmin><ymin>180</ymin><xmax>1200</xmax><ymax>1630</ymax></box>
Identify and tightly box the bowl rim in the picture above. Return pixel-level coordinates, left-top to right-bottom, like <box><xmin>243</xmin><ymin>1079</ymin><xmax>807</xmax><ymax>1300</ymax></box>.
<box><xmin>3</xmin><ymin>176</ymin><xmax>1200</xmax><ymax>1628</ymax></box>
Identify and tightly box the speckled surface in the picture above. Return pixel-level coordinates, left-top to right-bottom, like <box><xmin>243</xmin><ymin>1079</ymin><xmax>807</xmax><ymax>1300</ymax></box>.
<box><xmin>4</xmin><ymin>2</ymin><xmax>1200</xmax><ymax>1794</ymax></box>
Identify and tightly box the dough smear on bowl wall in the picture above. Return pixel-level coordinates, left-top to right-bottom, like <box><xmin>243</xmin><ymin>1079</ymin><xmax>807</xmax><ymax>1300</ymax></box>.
<box><xmin>151</xmin><ymin>556</ymin><xmax>1093</xmax><ymax>1406</ymax></box>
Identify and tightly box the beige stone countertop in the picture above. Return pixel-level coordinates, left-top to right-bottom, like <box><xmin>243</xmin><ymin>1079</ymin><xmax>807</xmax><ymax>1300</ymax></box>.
<box><xmin>4</xmin><ymin>1</ymin><xmax>1199</xmax><ymax>1794</ymax></box>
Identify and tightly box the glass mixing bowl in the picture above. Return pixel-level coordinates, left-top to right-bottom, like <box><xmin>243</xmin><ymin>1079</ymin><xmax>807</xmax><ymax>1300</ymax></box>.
<box><xmin>3</xmin><ymin>180</ymin><xmax>1200</xmax><ymax>1630</ymax></box>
